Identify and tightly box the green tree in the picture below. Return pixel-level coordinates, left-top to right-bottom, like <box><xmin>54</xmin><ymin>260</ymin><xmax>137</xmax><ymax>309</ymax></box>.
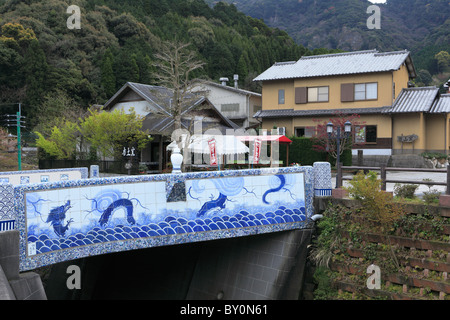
<box><xmin>236</xmin><ymin>51</ymin><xmax>249</xmax><ymax>83</ymax></box>
<box><xmin>35</xmin><ymin>120</ymin><xmax>80</xmax><ymax>160</ymax></box>
<box><xmin>79</xmin><ymin>108</ymin><xmax>151</xmax><ymax>160</ymax></box>
<box><xmin>417</xmin><ymin>69</ymin><xmax>433</xmax><ymax>86</ymax></box>
<box><xmin>101</xmin><ymin>49</ymin><xmax>116</xmax><ymax>98</ymax></box>
<box><xmin>435</xmin><ymin>51</ymin><xmax>450</xmax><ymax>73</ymax></box>
<box><xmin>139</xmin><ymin>54</ymin><xmax>154</xmax><ymax>84</ymax></box>
<box><xmin>22</xmin><ymin>39</ymin><xmax>48</xmax><ymax>113</ymax></box>
<box><xmin>36</xmin><ymin>107</ymin><xmax>151</xmax><ymax>160</ymax></box>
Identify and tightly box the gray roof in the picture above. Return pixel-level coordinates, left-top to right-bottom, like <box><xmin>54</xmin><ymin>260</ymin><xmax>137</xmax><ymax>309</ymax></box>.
<box><xmin>253</xmin><ymin>107</ymin><xmax>391</xmax><ymax>119</ymax></box>
<box><xmin>389</xmin><ymin>87</ymin><xmax>439</xmax><ymax>113</ymax></box>
<box><xmin>429</xmin><ymin>94</ymin><xmax>450</xmax><ymax>113</ymax></box>
<box><xmin>253</xmin><ymin>49</ymin><xmax>416</xmax><ymax>81</ymax></box>
<box><xmin>197</xmin><ymin>80</ymin><xmax>261</xmax><ymax>97</ymax></box>
<box><xmin>103</xmin><ymin>82</ymin><xmax>238</xmax><ymax>134</ymax></box>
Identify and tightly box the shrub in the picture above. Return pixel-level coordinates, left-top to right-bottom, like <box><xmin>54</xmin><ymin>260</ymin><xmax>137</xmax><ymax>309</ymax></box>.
<box><xmin>394</xmin><ymin>183</ymin><xmax>418</xmax><ymax>199</ymax></box>
<box><xmin>278</xmin><ymin>137</ymin><xmax>352</xmax><ymax>166</ymax></box>
<box><xmin>345</xmin><ymin>171</ymin><xmax>406</xmax><ymax>233</ymax></box>
<box><xmin>345</xmin><ymin>170</ymin><xmax>380</xmax><ymax>201</ymax></box>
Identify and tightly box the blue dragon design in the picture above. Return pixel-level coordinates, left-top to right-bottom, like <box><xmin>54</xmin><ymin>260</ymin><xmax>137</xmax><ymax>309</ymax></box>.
<box><xmin>98</xmin><ymin>198</ymin><xmax>136</xmax><ymax>226</ymax></box>
<box><xmin>46</xmin><ymin>200</ymin><xmax>74</xmax><ymax>237</ymax></box>
<box><xmin>196</xmin><ymin>193</ymin><xmax>228</xmax><ymax>217</ymax></box>
<box><xmin>262</xmin><ymin>174</ymin><xmax>286</xmax><ymax>204</ymax></box>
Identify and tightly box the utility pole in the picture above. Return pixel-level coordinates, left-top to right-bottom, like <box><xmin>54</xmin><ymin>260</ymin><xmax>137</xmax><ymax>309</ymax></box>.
<box><xmin>4</xmin><ymin>103</ymin><xmax>25</xmax><ymax>171</ymax></box>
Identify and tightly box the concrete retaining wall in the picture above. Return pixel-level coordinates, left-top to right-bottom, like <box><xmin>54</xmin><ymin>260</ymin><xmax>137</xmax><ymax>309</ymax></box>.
<box><xmin>40</xmin><ymin>228</ymin><xmax>312</xmax><ymax>300</ymax></box>
<box><xmin>353</xmin><ymin>154</ymin><xmax>433</xmax><ymax>168</ymax></box>
<box><xmin>0</xmin><ymin>231</ymin><xmax>46</xmax><ymax>300</ymax></box>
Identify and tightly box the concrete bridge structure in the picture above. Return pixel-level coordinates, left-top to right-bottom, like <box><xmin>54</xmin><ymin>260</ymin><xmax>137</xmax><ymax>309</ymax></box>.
<box><xmin>0</xmin><ymin>163</ymin><xmax>332</xmax><ymax>300</ymax></box>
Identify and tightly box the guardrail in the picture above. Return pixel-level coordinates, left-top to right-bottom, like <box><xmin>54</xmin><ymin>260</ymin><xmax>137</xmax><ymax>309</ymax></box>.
<box><xmin>336</xmin><ymin>164</ymin><xmax>450</xmax><ymax>195</ymax></box>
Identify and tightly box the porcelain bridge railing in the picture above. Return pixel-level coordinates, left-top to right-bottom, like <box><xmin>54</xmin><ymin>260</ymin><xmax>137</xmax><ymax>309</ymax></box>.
<box><xmin>0</xmin><ymin>163</ymin><xmax>332</xmax><ymax>272</ymax></box>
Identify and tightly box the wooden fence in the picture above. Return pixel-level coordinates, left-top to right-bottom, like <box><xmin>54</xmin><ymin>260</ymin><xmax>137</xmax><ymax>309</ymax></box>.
<box><xmin>336</xmin><ymin>164</ymin><xmax>450</xmax><ymax>195</ymax></box>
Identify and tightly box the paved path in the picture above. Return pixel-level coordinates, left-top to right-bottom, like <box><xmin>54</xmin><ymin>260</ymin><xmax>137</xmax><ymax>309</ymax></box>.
<box><xmin>332</xmin><ymin>170</ymin><xmax>448</xmax><ymax>197</ymax></box>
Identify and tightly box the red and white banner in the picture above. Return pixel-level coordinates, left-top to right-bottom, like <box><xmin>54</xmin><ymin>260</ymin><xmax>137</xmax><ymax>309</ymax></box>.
<box><xmin>208</xmin><ymin>138</ymin><xmax>218</xmax><ymax>166</ymax></box>
<box><xmin>253</xmin><ymin>138</ymin><xmax>262</xmax><ymax>164</ymax></box>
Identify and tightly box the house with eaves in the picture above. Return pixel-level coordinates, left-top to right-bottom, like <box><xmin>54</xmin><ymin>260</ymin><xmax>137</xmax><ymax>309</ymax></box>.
<box><xmin>253</xmin><ymin>49</ymin><xmax>450</xmax><ymax>156</ymax></box>
<box><xmin>390</xmin><ymin>87</ymin><xmax>450</xmax><ymax>154</ymax></box>
<box><xmin>192</xmin><ymin>78</ymin><xmax>262</xmax><ymax>130</ymax></box>
<box><xmin>103</xmin><ymin>82</ymin><xmax>238</xmax><ymax>172</ymax></box>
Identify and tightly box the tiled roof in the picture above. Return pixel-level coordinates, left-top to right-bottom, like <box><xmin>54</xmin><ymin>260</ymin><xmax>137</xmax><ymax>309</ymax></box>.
<box><xmin>253</xmin><ymin>50</ymin><xmax>416</xmax><ymax>81</ymax></box>
<box><xmin>253</xmin><ymin>107</ymin><xmax>391</xmax><ymax>119</ymax></box>
<box><xmin>429</xmin><ymin>94</ymin><xmax>450</xmax><ymax>113</ymax></box>
<box><xmin>197</xmin><ymin>80</ymin><xmax>261</xmax><ymax>97</ymax></box>
<box><xmin>389</xmin><ymin>87</ymin><xmax>439</xmax><ymax>113</ymax></box>
<box><xmin>103</xmin><ymin>82</ymin><xmax>238</xmax><ymax>133</ymax></box>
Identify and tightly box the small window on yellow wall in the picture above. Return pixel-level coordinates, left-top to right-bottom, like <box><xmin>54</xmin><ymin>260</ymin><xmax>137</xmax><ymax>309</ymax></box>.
<box><xmin>308</xmin><ymin>86</ymin><xmax>328</xmax><ymax>102</ymax></box>
<box><xmin>308</xmin><ymin>88</ymin><xmax>318</xmax><ymax>102</ymax></box>
<box><xmin>278</xmin><ymin>89</ymin><xmax>285</xmax><ymax>104</ymax></box>
<box><xmin>295</xmin><ymin>127</ymin><xmax>315</xmax><ymax>137</ymax></box>
<box><xmin>355</xmin><ymin>83</ymin><xmax>378</xmax><ymax>101</ymax></box>
<box><xmin>318</xmin><ymin>87</ymin><xmax>329</xmax><ymax>101</ymax></box>
<box><xmin>355</xmin><ymin>125</ymin><xmax>377</xmax><ymax>144</ymax></box>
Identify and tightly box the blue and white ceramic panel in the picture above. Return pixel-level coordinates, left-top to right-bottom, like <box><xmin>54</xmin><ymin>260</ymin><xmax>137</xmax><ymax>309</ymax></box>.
<box><xmin>25</xmin><ymin>181</ymin><xmax>166</xmax><ymax>256</ymax></box>
<box><xmin>313</xmin><ymin>162</ymin><xmax>332</xmax><ymax>197</ymax></box>
<box><xmin>15</xmin><ymin>166</ymin><xmax>317</xmax><ymax>271</ymax></box>
<box><xmin>0</xmin><ymin>184</ymin><xmax>15</xmax><ymax>231</ymax></box>
<box><xmin>185</xmin><ymin>174</ymin><xmax>306</xmax><ymax>229</ymax></box>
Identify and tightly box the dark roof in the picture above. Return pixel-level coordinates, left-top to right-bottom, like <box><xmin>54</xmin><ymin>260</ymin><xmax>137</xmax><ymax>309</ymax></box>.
<box><xmin>143</xmin><ymin>97</ymin><xmax>239</xmax><ymax>135</ymax></box>
<box><xmin>103</xmin><ymin>82</ymin><xmax>238</xmax><ymax>134</ymax></box>
<box><xmin>253</xmin><ymin>107</ymin><xmax>391</xmax><ymax>119</ymax></box>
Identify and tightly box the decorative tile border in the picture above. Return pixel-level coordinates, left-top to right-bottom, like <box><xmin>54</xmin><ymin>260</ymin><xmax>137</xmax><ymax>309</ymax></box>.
<box><xmin>0</xmin><ymin>168</ymin><xmax>88</xmax><ymax>186</ymax></box>
<box><xmin>0</xmin><ymin>219</ymin><xmax>15</xmax><ymax>232</ymax></box>
<box><xmin>13</xmin><ymin>166</ymin><xmax>318</xmax><ymax>272</ymax></box>
<box><xmin>0</xmin><ymin>184</ymin><xmax>15</xmax><ymax>221</ymax></box>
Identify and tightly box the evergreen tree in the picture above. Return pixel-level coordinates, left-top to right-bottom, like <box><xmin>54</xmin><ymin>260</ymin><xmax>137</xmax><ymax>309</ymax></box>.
<box><xmin>22</xmin><ymin>39</ymin><xmax>48</xmax><ymax>116</ymax></box>
<box><xmin>101</xmin><ymin>49</ymin><xmax>116</xmax><ymax>98</ymax></box>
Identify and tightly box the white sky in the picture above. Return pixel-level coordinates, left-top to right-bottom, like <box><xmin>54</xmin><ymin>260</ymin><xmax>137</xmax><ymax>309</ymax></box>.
<box><xmin>368</xmin><ymin>0</ymin><xmax>387</xmax><ymax>3</ymax></box>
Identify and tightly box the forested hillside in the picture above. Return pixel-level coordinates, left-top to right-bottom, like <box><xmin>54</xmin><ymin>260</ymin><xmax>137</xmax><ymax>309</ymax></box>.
<box><xmin>207</xmin><ymin>0</ymin><xmax>450</xmax><ymax>88</ymax></box>
<box><xmin>0</xmin><ymin>0</ymin><xmax>325</xmax><ymax>128</ymax></box>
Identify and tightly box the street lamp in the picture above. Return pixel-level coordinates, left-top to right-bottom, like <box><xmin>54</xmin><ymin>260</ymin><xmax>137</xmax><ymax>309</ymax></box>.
<box><xmin>327</xmin><ymin>120</ymin><xmax>352</xmax><ymax>188</ymax></box>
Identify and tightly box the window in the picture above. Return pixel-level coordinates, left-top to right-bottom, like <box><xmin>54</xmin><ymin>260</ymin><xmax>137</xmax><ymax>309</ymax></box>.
<box><xmin>221</xmin><ymin>103</ymin><xmax>240</xmax><ymax>112</ymax></box>
<box><xmin>366</xmin><ymin>126</ymin><xmax>377</xmax><ymax>143</ymax></box>
<box><xmin>354</xmin><ymin>83</ymin><xmax>378</xmax><ymax>100</ymax></box>
<box><xmin>295</xmin><ymin>127</ymin><xmax>315</xmax><ymax>138</ymax></box>
<box><xmin>307</xmin><ymin>86</ymin><xmax>329</xmax><ymax>102</ymax></box>
<box><xmin>355</xmin><ymin>125</ymin><xmax>377</xmax><ymax>144</ymax></box>
<box><xmin>278</xmin><ymin>89</ymin><xmax>285</xmax><ymax>104</ymax></box>
<box><xmin>295</xmin><ymin>128</ymin><xmax>305</xmax><ymax>137</ymax></box>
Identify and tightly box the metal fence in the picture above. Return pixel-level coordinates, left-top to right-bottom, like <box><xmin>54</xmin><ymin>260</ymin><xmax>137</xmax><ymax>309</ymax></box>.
<box><xmin>38</xmin><ymin>159</ymin><xmax>141</xmax><ymax>175</ymax></box>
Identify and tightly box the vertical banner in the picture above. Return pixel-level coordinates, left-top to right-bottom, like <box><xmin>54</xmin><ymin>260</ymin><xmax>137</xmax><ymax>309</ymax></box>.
<box><xmin>253</xmin><ymin>138</ymin><xmax>262</xmax><ymax>164</ymax></box>
<box><xmin>208</xmin><ymin>138</ymin><xmax>218</xmax><ymax>166</ymax></box>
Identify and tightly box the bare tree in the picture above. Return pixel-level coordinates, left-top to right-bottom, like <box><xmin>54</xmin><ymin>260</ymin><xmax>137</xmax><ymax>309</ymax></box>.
<box><xmin>152</xmin><ymin>39</ymin><xmax>206</xmax><ymax>131</ymax></box>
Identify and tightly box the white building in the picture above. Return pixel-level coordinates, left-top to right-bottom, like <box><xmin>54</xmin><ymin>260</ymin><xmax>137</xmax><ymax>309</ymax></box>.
<box><xmin>192</xmin><ymin>77</ymin><xmax>262</xmax><ymax>129</ymax></box>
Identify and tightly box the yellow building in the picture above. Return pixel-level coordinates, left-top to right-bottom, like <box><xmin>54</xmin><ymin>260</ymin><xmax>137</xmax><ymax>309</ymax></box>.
<box><xmin>253</xmin><ymin>49</ymin><xmax>450</xmax><ymax>156</ymax></box>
